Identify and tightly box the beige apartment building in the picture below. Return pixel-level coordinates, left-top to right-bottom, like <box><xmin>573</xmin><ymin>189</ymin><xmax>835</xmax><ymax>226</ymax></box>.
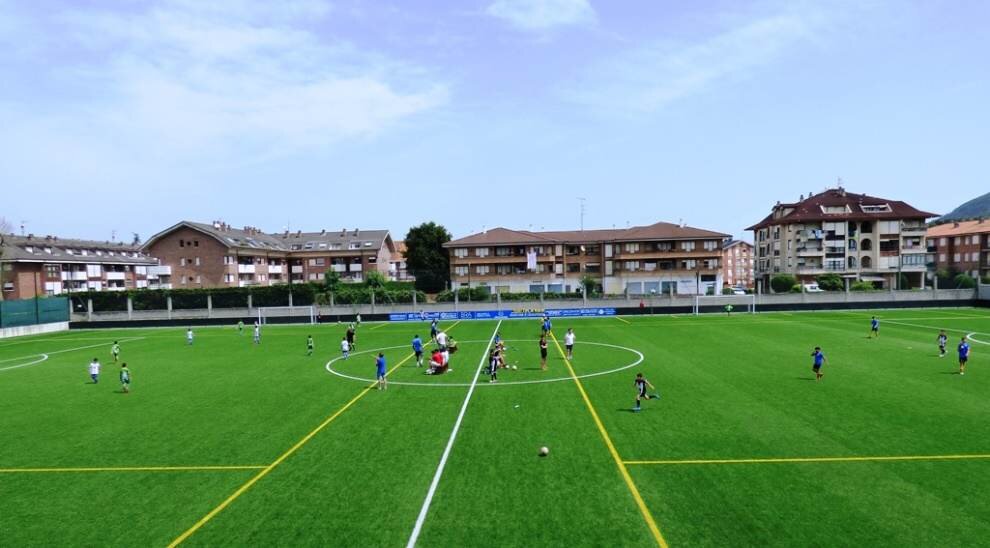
<box><xmin>142</xmin><ymin>221</ymin><xmax>394</xmax><ymax>289</ymax></box>
<box><xmin>748</xmin><ymin>187</ymin><xmax>937</xmax><ymax>291</ymax></box>
<box><xmin>0</xmin><ymin>234</ymin><xmax>160</xmax><ymax>299</ymax></box>
<box><xmin>443</xmin><ymin>222</ymin><xmax>730</xmax><ymax>296</ymax></box>
<box><xmin>721</xmin><ymin>240</ymin><xmax>755</xmax><ymax>289</ymax></box>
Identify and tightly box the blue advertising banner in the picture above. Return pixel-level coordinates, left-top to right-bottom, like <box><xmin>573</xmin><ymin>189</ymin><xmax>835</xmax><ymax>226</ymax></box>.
<box><xmin>388</xmin><ymin>308</ymin><xmax>616</xmax><ymax>322</ymax></box>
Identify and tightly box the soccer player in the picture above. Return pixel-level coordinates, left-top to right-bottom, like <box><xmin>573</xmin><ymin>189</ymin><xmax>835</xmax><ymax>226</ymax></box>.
<box><xmin>541</xmin><ymin>316</ymin><xmax>552</xmax><ymax>336</ymax></box>
<box><xmin>958</xmin><ymin>337</ymin><xmax>971</xmax><ymax>375</ymax></box>
<box><xmin>306</xmin><ymin>335</ymin><xmax>314</xmax><ymax>356</ymax></box>
<box><xmin>412</xmin><ymin>334</ymin><xmax>424</xmax><ymax>366</ymax></box>
<box><xmin>633</xmin><ymin>373</ymin><xmax>658</xmax><ymax>412</ymax></box>
<box><xmin>111</xmin><ymin>341</ymin><xmax>120</xmax><ymax>363</ymax></box>
<box><xmin>119</xmin><ymin>363</ymin><xmax>131</xmax><ymax>394</ymax></box>
<box><xmin>88</xmin><ymin>358</ymin><xmax>101</xmax><ymax>384</ymax></box>
<box><xmin>811</xmin><ymin>346</ymin><xmax>827</xmax><ymax>381</ymax></box>
<box><xmin>237</xmin><ymin>320</ymin><xmax>244</xmax><ymax>335</ymax></box>
<box><xmin>375</xmin><ymin>353</ymin><xmax>387</xmax><ymax>390</ymax></box>
<box><xmin>724</xmin><ymin>304</ymin><xmax>733</xmax><ymax>316</ymax></box>
<box><xmin>341</xmin><ymin>337</ymin><xmax>350</xmax><ymax>360</ymax></box>
<box><xmin>539</xmin><ymin>335</ymin><xmax>548</xmax><ymax>371</ymax></box>
<box><xmin>564</xmin><ymin>328</ymin><xmax>576</xmax><ymax>360</ymax></box>
<box><xmin>488</xmin><ymin>348</ymin><xmax>499</xmax><ymax>383</ymax></box>
<box><xmin>430</xmin><ymin>318</ymin><xmax>439</xmax><ymax>342</ymax></box>
<box><xmin>253</xmin><ymin>324</ymin><xmax>261</xmax><ymax>345</ymax></box>
<box><xmin>436</xmin><ymin>330</ymin><xmax>448</xmax><ymax>351</ymax></box>
<box><xmin>937</xmin><ymin>330</ymin><xmax>948</xmax><ymax>358</ymax></box>
<box><xmin>186</xmin><ymin>328</ymin><xmax>194</xmax><ymax>345</ymax></box>
<box><xmin>346</xmin><ymin>324</ymin><xmax>356</xmax><ymax>351</ymax></box>
<box><xmin>870</xmin><ymin>316</ymin><xmax>879</xmax><ymax>338</ymax></box>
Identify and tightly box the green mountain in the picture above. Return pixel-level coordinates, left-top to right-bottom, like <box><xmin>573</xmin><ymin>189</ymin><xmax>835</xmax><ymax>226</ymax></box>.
<box><xmin>939</xmin><ymin>192</ymin><xmax>990</xmax><ymax>222</ymax></box>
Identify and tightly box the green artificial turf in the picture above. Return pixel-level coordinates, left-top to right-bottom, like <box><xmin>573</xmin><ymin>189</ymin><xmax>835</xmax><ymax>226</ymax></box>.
<box><xmin>1</xmin><ymin>308</ymin><xmax>988</xmax><ymax>546</ymax></box>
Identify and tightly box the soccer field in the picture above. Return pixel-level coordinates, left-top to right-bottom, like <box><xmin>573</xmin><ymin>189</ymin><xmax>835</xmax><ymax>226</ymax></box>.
<box><xmin>2</xmin><ymin>308</ymin><xmax>989</xmax><ymax>547</ymax></box>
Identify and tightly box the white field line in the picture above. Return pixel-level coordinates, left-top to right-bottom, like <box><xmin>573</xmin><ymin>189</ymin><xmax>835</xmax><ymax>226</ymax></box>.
<box><xmin>405</xmin><ymin>320</ymin><xmax>502</xmax><ymax>548</ymax></box>
<box><xmin>0</xmin><ymin>337</ymin><xmax>145</xmax><ymax>373</ymax></box>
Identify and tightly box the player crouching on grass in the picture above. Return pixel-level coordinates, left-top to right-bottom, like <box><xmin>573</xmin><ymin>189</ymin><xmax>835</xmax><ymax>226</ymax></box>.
<box><xmin>958</xmin><ymin>337</ymin><xmax>971</xmax><ymax>375</ymax></box>
<box><xmin>811</xmin><ymin>346</ymin><xmax>827</xmax><ymax>381</ymax></box>
<box><xmin>633</xmin><ymin>373</ymin><xmax>658</xmax><ymax>412</ymax></box>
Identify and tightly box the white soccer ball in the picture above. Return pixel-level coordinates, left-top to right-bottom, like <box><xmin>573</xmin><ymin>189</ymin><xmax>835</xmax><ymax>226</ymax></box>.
<box><xmin>512</xmin><ymin>365</ymin><xmax>518</xmax><ymax>370</ymax></box>
<box><xmin>539</xmin><ymin>446</ymin><xmax>549</xmax><ymax>457</ymax></box>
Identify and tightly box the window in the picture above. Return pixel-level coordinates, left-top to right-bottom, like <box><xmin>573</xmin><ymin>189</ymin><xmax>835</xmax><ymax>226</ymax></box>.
<box><xmin>195</xmin><ymin>257</ymin><xmax>201</xmax><ymax>266</ymax></box>
<box><xmin>476</xmin><ymin>265</ymin><xmax>490</xmax><ymax>275</ymax></box>
<box><xmin>681</xmin><ymin>259</ymin><xmax>697</xmax><ymax>269</ymax></box>
<box><xmin>848</xmin><ymin>239</ymin><xmax>857</xmax><ymax>251</ymax></box>
<box><xmin>623</xmin><ymin>261</ymin><xmax>639</xmax><ymax>271</ymax></box>
<box><xmin>939</xmin><ymin>254</ymin><xmax>946</xmax><ymax>262</ymax></box>
<box><xmin>585</xmin><ymin>263</ymin><xmax>601</xmax><ymax>273</ymax></box>
<box><xmin>655</xmin><ymin>242</ymin><xmax>672</xmax><ymax>252</ymax></box>
<box><xmin>954</xmin><ymin>237</ymin><xmax>961</xmax><ymax>245</ymax></box>
<box><xmin>475</xmin><ymin>247</ymin><xmax>489</xmax><ymax>258</ymax></box>
<box><xmin>454</xmin><ymin>266</ymin><xmax>469</xmax><ymax>276</ymax></box>
<box><xmin>860</xmin><ymin>204</ymin><xmax>892</xmax><ymax>213</ymax></box>
<box><xmin>180</xmin><ymin>258</ymin><xmax>186</xmax><ymax>266</ymax></box>
<box><xmin>368</xmin><ymin>256</ymin><xmax>377</xmax><ymax>264</ymax></box>
<box><xmin>258</xmin><ymin>274</ymin><xmax>267</xmax><ymax>282</ymax></box>
<box><xmin>45</xmin><ymin>265</ymin><xmax>59</xmax><ymax>277</ymax></box>
<box><xmin>939</xmin><ymin>237</ymin><xmax>947</xmax><ymax>246</ymax></box>
<box><xmin>704</xmin><ymin>240</ymin><xmax>718</xmax><ymax>251</ymax></box>
<box><xmin>195</xmin><ymin>275</ymin><xmax>201</xmax><ymax>284</ymax></box>
<box><xmin>623</xmin><ymin>243</ymin><xmax>640</xmax><ymax>253</ymax></box>
<box><xmin>193</xmin><ymin>240</ymin><xmax>199</xmax><ymax>247</ymax></box>
<box><xmin>680</xmin><ymin>241</ymin><xmax>696</xmax><ymax>252</ymax></box>
<box><xmin>454</xmin><ymin>248</ymin><xmax>468</xmax><ymax>258</ymax></box>
<box><xmin>179</xmin><ymin>240</ymin><xmax>185</xmax><ymax>247</ymax></box>
<box><xmin>496</xmin><ymin>264</ymin><xmax>512</xmax><ymax>275</ymax></box>
<box><xmin>495</xmin><ymin>247</ymin><xmax>511</xmax><ymax>257</ymax></box>
<box><xmin>309</xmin><ymin>258</ymin><xmax>325</xmax><ymax>266</ymax></box>
<box><xmin>954</xmin><ymin>253</ymin><xmax>961</xmax><ymax>262</ymax></box>
<box><xmin>567</xmin><ymin>263</ymin><xmax>581</xmax><ymax>273</ymax></box>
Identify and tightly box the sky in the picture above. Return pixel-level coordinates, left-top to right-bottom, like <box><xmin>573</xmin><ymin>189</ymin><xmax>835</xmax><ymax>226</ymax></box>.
<box><xmin>1</xmin><ymin>0</ymin><xmax>988</xmax><ymax>244</ymax></box>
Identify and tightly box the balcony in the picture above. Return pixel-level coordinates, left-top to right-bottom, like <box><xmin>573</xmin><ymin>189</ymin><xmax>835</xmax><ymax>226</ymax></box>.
<box><xmin>268</xmin><ymin>265</ymin><xmax>283</xmax><ymax>274</ymax></box>
<box><xmin>147</xmin><ymin>265</ymin><xmax>171</xmax><ymax>277</ymax></box>
<box><xmin>291</xmin><ymin>265</ymin><xmax>304</xmax><ymax>274</ymax></box>
<box><xmin>61</xmin><ymin>271</ymin><xmax>88</xmax><ymax>281</ymax></box>
<box><xmin>106</xmin><ymin>272</ymin><xmax>126</xmax><ymax>281</ymax></box>
<box><xmin>901</xmin><ymin>225</ymin><xmax>926</xmax><ymax>235</ymax></box>
<box><xmin>331</xmin><ymin>264</ymin><xmax>346</xmax><ymax>273</ymax></box>
<box><xmin>349</xmin><ymin>264</ymin><xmax>363</xmax><ymax>273</ymax></box>
<box><xmin>796</xmin><ymin>247</ymin><xmax>823</xmax><ymax>257</ymax></box>
<box><xmin>238</xmin><ymin>264</ymin><xmax>256</xmax><ymax>274</ymax></box>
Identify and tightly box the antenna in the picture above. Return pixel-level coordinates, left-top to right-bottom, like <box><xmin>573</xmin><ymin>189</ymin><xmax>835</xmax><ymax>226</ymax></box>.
<box><xmin>111</xmin><ymin>229</ymin><xmax>117</xmax><ymax>242</ymax></box>
<box><xmin>577</xmin><ymin>197</ymin><xmax>586</xmax><ymax>230</ymax></box>
<box><xmin>20</xmin><ymin>220</ymin><xmax>27</xmax><ymax>235</ymax></box>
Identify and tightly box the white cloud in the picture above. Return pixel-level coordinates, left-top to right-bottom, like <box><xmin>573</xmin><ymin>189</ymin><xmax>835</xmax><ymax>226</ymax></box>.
<box><xmin>566</xmin><ymin>8</ymin><xmax>827</xmax><ymax>113</ymax></box>
<box><xmin>486</xmin><ymin>0</ymin><xmax>596</xmax><ymax>31</ymax></box>
<box><xmin>2</xmin><ymin>0</ymin><xmax>447</xmax><ymax>162</ymax></box>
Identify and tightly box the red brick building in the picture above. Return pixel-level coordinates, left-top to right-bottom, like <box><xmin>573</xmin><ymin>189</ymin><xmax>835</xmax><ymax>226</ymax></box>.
<box><xmin>721</xmin><ymin>240</ymin><xmax>754</xmax><ymax>289</ymax></box>
<box><xmin>142</xmin><ymin>221</ymin><xmax>395</xmax><ymax>289</ymax></box>
<box><xmin>0</xmin><ymin>234</ymin><xmax>159</xmax><ymax>299</ymax></box>
<box><xmin>926</xmin><ymin>220</ymin><xmax>990</xmax><ymax>280</ymax></box>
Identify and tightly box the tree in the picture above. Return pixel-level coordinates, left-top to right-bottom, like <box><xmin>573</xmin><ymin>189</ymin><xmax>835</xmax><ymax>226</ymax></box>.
<box><xmin>952</xmin><ymin>273</ymin><xmax>977</xmax><ymax>289</ymax></box>
<box><xmin>365</xmin><ymin>270</ymin><xmax>387</xmax><ymax>302</ymax></box>
<box><xmin>316</xmin><ymin>270</ymin><xmax>342</xmax><ymax>305</ymax></box>
<box><xmin>579</xmin><ymin>274</ymin><xmax>599</xmax><ymax>297</ymax></box>
<box><xmin>816</xmin><ymin>273</ymin><xmax>843</xmax><ymax>291</ymax></box>
<box><xmin>770</xmin><ymin>274</ymin><xmax>798</xmax><ymax>293</ymax></box>
<box><xmin>0</xmin><ymin>217</ymin><xmax>10</xmax><ymax>302</ymax></box>
<box><xmin>404</xmin><ymin>222</ymin><xmax>452</xmax><ymax>293</ymax></box>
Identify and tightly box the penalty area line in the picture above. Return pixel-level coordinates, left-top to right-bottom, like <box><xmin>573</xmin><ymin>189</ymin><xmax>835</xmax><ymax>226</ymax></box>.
<box><xmin>405</xmin><ymin>320</ymin><xmax>502</xmax><ymax>548</ymax></box>
<box><xmin>0</xmin><ymin>465</ymin><xmax>267</xmax><ymax>474</ymax></box>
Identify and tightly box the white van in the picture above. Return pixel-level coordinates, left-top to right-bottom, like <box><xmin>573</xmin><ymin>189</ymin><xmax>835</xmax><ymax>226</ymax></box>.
<box><xmin>803</xmin><ymin>283</ymin><xmax>825</xmax><ymax>293</ymax></box>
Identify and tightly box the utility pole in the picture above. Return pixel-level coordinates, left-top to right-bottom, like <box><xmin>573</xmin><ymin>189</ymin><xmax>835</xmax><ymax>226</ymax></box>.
<box><xmin>578</xmin><ymin>198</ymin><xmax>586</xmax><ymax>231</ymax></box>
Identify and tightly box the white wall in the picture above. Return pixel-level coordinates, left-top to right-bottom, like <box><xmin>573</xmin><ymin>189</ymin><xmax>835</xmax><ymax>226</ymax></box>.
<box><xmin>0</xmin><ymin>321</ymin><xmax>70</xmax><ymax>339</ymax></box>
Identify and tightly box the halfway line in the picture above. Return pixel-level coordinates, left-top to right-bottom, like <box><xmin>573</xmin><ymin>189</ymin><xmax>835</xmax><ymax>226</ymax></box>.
<box><xmin>624</xmin><ymin>454</ymin><xmax>990</xmax><ymax>466</ymax></box>
<box><xmin>405</xmin><ymin>320</ymin><xmax>502</xmax><ymax>548</ymax></box>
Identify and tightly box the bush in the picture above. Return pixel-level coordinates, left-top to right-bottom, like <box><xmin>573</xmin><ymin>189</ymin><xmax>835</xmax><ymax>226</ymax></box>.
<box><xmin>722</xmin><ymin>287</ymin><xmax>735</xmax><ymax>295</ymax></box>
<box><xmin>850</xmin><ymin>280</ymin><xmax>877</xmax><ymax>291</ymax></box>
<box><xmin>770</xmin><ymin>274</ymin><xmax>798</xmax><ymax>293</ymax></box>
<box><xmin>953</xmin><ymin>274</ymin><xmax>977</xmax><ymax>289</ymax></box>
<box><xmin>790</xmin><ymin>285</ymin><xmax>802</xmax><ymax>293</ymax></box>
<box><xmin>816</xmin><ymin>273</ymin><xmax>843</xmax><ymax>291</ymax></box>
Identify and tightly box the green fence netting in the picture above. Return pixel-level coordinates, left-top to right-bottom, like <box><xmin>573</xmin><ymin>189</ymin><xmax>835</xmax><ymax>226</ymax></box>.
<box><xmin>0</xmin><ymin>297</ymin><xmax>69</xmax><ymax>328</ymax></box>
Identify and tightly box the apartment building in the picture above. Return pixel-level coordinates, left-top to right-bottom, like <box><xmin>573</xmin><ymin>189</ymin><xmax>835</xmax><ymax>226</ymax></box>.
<box><xmin>0</xmin><ymin>234</ymin><xmax>160</xmax><ymax>299</ymax></box>
<box><xmin>926</xmin><ymin>220</ymin><xmax>990</xmax><ymax>280</ymax></box>
<box><xmin>443</xmin><ymin>222</ymin><xmax>729</xmax><ymax>296</ymax></box>
<box><xmin>389</xmin><ymin>240</ymin><xmax>414</xmax><ymax>282</ymax></box>
<box><xmin>748</xmin><ymin>187</ymin><xmax>937</xmax><ymax>291</ymax></box>
<box><xmin>142</xmin><ymin>221</ymin><xmax>394</xmax><ymax>288</ymax></box>
<box><xmin>722</xmin><ymin>240</ymin><xmax>755</xmax><ymax>289</ymax></box>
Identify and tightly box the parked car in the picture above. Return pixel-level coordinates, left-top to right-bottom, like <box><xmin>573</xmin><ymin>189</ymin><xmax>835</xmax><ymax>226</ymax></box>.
<box><xmin>803</xmin><ymin>283</ymin><xmax>825</xmax><ymax>293</ymax></box>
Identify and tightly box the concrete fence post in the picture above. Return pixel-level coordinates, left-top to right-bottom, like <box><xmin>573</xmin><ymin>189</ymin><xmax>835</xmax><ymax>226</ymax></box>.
<box><xmin>87</xmin><ymin>298</ymin><xmax>93</xmax><ymax>322</ymax></box>
<box><xmin>453</xmin><ymin>288</ymin><xmax>458</xmax><ymax>312</ymax></box>
<box><xmin>127</xmin><ymin>296</ymin><xmax>133</xmax><ymax>320</ymax></box>
<box><xmin>288</xmin><ymin>292</ymin><xmax>294</xmax><ymax>308</ymax></box>
<box><xmin>247</xmin><ymin>293</ymin><xmax>253</xmax><ymax>311</ymax></box>
<box><xmin>166</xmin><ymin>295</ymin><xmax>172</xmax><ymax>320</ymax></box>
<box><xmin>207</xmin><ymin>294</ymin><xmax>213</xmax><ymax>318</ymax></box>
<box><xmin>371</xmin><ymin>290</ymin><xmax>376</xmax><ymax>313</ymax></box>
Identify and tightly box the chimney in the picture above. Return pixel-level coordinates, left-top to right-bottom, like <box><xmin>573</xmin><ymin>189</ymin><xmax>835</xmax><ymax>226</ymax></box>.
<box><xmin>296</xmin><ymin>230</ymin><xmax>301</xmax><ymax>237</ymax></box>
<box><xmin>954</xmin><ymin>222</ymin><xmax>960</xmax><ymax>228</ymax></box>
<box><xmin>213</xmin><ymin>220</ymin><xmax>221</xmax><ymax>229</ymax></box>
<box><xmin>354</xmin><ymin>228</ymin><xmax>359</xmax><ymax>237</ymax></box>
<box><xmin>320</xmin><ymin>229</ymin><xmax>326</xmax><ymax>235</ymax></box>
<box><xmin>27</xmin><ymin>233</ymin><xmax>33</xmax><ymax>240</ymax></box>
<box><xmin>283</xmin><ymin>230</ymin><xmax>289</xmax><ymax>238</ymax></box>
<box><xmin>46</xmin><ymin>235</ymin><xmax>52</xmax><ymax>241</ymax></box>
<box><xmin>799</xmin><ymin>194</ymin><xmax>804</xmax><ymax>201</ymax></box>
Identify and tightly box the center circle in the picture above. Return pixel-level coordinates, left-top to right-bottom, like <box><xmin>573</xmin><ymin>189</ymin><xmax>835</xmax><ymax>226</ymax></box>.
<box><xmin>324</xmin><ymin>339</ymin><xmax>644</xmax><ymax>387</ymax></box>
<box><xmin>966</xmin><ymin>332</ymin><xmax>990</xmax><ymax>345</ymax></box>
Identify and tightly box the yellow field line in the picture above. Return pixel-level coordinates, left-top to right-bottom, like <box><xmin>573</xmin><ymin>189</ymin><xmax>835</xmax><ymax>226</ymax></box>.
<box><xmin>623</xmin><ymin>454</ymin><xmax>990</xmax><ymax>466</ymax></box>
<box><xmin>168</xmin><ymin>321</ymin><xmax>460</xmax><ymax>547</ymax></box>
<box><xmin>548</xmin><ymin>332</ymin><xmax>667</xmax><ymax>548</ymax></box>
<box><xmin>0</xmin><ymin>465</ymin><xmax>266</xmax><ymax>474</ymax></box>
<box><xmin>615</xmin><ymin>316</ymin><xmax>631</xmax><ymax>324</ymax></box>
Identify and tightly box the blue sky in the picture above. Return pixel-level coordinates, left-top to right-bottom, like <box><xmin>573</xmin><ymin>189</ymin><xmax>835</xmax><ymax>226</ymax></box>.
<box><xmin>1</xmin><ymin>0</ymin><xmax>987</xmax><ymax>244</ymax></box>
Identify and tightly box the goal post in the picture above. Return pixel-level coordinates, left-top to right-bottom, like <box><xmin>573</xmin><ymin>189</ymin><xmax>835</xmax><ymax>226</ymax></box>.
<box><xmin>693</xmin><ymin>294</ymin><xmax>756</xmax><ymax>315</ymax></box>
<box><xmin>257</xmin><ymin>305</ymin><xmax>316</xmax><ymax>325</ymax></box>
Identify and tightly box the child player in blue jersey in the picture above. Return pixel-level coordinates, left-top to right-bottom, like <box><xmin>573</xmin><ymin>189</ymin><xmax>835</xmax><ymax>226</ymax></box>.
<box><xmin>375</xmin><ymin>353</ymin><xmax>388</xmax><ymax>390</ymax></box>
<box><xmin>958</xmin><ymin>337</ymin><xmax>971</xmax><ymax>375</ymax></box>
<box><xmin>811</xmin><ymin>346</ymin><xmax>827</xmax><ymax>381</ymax></box>
<box><xmin>541</xmin><ymin>316</ymin><xmax>552</xmax><ymax>336</ymax></box>
<box><xmin>412</xmin><ymin>335</ymin><xmax>424</xmax><ymax>367</ymax></box>
<box><xmin>870</xmin><ymin>316</ymin><xmax>879</xmax><ymax>338</ymax></box>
